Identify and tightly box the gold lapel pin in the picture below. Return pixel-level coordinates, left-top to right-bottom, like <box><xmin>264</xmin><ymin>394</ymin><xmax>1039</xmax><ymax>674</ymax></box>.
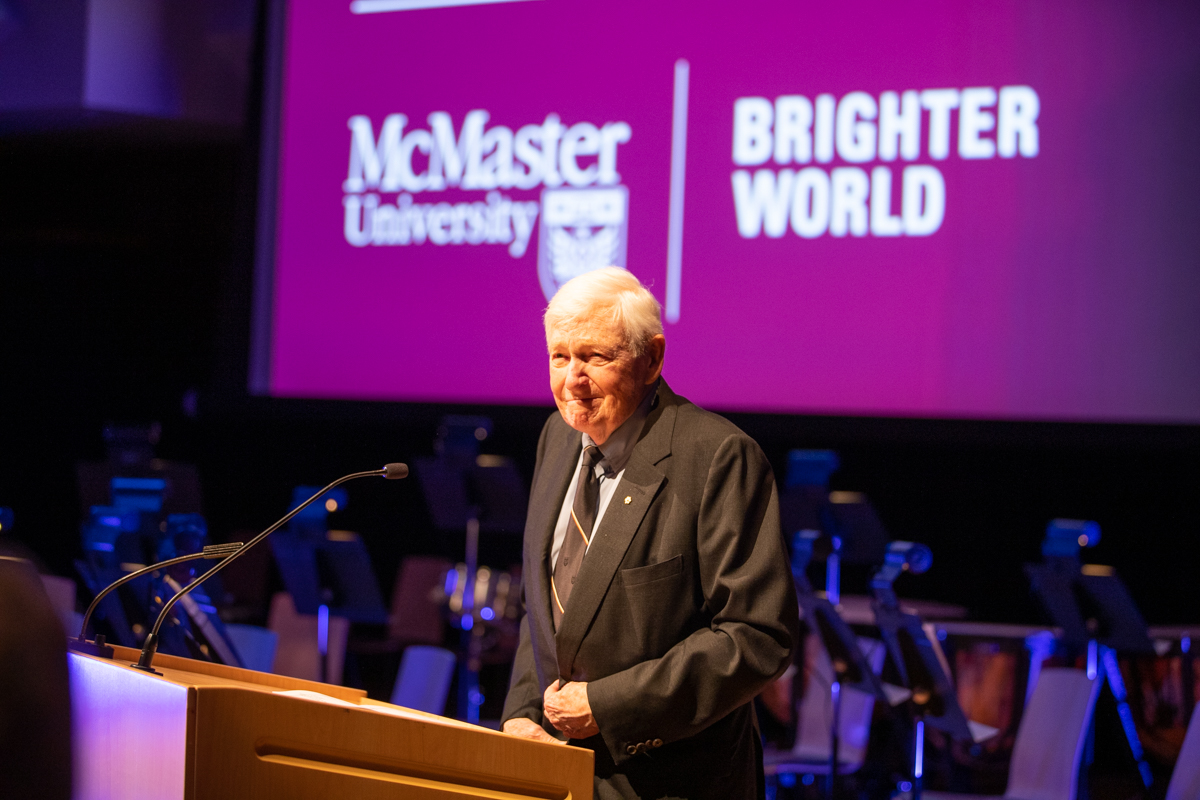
<box><xmin>624</xmin><ymin>496</ymin><xmax>632</xmax><ymax>504</ymax></box>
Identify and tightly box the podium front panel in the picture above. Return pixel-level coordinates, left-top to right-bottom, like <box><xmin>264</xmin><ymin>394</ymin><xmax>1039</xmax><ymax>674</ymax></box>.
<box><xmin>194</xmin><ymin>688</ymin><xmax>590</xmax><ymax>799</ymax></box>
<box><xmin>70</xmin><ymin>653</ymin><xmax>191</xmax><ymax>800</ymax></box>
<box><xmin>69</xmin><ymin>649</ymin><xmax>593</xmax><ymax>800</ymax></box>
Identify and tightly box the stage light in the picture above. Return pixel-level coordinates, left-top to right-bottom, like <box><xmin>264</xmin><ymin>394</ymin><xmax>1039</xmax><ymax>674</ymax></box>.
<box><xmin>1042</xmin><ymin>518</ymin><xmax>1100</xmax><ymax>559</ymax></box>
<box><xmin>870</xmin><ymin>540</ymin><xmax>933</xmax><ymax>607</ymax></box>
<box><xmin>885</xmin><ymin>541</ymin><xmax>933</xmax><ymax>575</ymax></box>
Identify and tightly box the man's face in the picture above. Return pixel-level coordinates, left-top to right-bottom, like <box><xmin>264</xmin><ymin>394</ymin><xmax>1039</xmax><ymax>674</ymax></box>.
<box><xmin>548</xmin><ymin>320</ymin><xmax>665</xmax><ymax>446</ymax></box>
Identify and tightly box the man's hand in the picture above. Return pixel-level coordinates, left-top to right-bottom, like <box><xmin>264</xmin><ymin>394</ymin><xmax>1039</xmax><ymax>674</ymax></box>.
<box><xmin>543</xmin><ymin>681</ymin><xmax>599</xmax><ymax>739</ymax></box>
<box><xmin>502</xmin><ymin>717</ymin><xmax>564</xmax><ymax>744</ymax></box>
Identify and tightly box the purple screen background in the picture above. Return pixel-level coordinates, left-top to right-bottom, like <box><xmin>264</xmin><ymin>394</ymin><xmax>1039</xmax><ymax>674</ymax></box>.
<box><xmin>265</xmin><ymin>0</ymin><xmax>1200</xmax><ymax>422</ymax></box>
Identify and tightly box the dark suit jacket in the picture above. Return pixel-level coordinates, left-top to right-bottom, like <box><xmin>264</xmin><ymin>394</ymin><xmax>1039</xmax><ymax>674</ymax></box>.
<box><xmin>502</xmin><ymin>382</ymin><xmax>799</xmax><ymax>799</ymax></box>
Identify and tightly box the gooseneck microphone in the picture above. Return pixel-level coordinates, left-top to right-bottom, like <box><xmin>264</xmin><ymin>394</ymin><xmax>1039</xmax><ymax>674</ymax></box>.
<box><xmin>70</xmin><ymin>542</ymin><xmax>245</xmax><ymax>658</ymax></box>
<box><xmin>133</xmin><ymin>463</ymin><xmax>408</xmax><ymax>674</ymax></box>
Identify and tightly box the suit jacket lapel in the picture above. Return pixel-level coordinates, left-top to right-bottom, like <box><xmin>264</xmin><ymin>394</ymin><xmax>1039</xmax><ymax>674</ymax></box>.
<box><xmin>528</xmin><ymin>426</ymin><xmax>579</xmax><ymax>648</ymax></box>
<box><xmin>555</xmin><ymin>384</ymin><xmax>678</xmax><ymax>679</ymax></box>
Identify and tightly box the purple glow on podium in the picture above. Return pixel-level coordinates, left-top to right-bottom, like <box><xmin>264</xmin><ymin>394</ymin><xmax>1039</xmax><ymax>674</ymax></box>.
<box><xmin>70</xmin><ymin>653</ymin><xmax>188</xmax><ymax>800</ymax></box>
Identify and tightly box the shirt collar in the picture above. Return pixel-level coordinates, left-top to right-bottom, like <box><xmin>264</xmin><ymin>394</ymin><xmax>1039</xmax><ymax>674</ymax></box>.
<box><xmin>582</xmin><ymin>379</ymin><xmax>660</xmax><ymax>476</ymax></box>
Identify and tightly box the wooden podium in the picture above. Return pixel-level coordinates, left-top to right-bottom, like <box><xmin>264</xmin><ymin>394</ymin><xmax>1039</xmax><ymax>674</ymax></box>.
<box><xmin>70</xmin><ymin>645</ymin><xmax>593</xmax><ymax>800</ymax></box>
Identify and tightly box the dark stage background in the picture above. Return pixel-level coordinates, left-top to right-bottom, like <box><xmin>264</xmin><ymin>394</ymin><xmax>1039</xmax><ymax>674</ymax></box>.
<box><xmin>1</xmin><ymin>124</ymin><xmax>1197</xmax><ymax>628</ymax></box>
<box><xmin>1</xmin><ymin>0</ymin><xmax>1199</xmax><ymax>634</ymax></box>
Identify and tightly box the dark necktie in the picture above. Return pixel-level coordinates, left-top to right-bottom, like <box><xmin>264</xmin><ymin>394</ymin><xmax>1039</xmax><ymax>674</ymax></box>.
<box><xmin>552</xmin><ymin>444</ymin><xmax>604</xmax><ymax>629</ymax></box>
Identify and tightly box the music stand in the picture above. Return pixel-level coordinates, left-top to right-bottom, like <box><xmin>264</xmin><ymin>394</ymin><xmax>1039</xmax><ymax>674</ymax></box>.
<box><xmin>414</xmin><ymin>416</ymin><xmax>529</xmax><ymax>722</ymax></box>
<box><xmin>790</xmin><ymin>530</ymin><xmax>888</xmax><ymax>799</ymax></box>
<box><xmin>272</xmin><ymin>482</ymin><xmax>388</xmax><ymax>619</ymax></box>
<box><xmin>871</xmin><ymin>542</ymin><xmax>996</xmax><ymax>800</ymax></box>
<box><xmin>1024</xmin><ymin>519</ymin><xmax>1155</xmax><ymax>787</ymax></box>
<box><xmin>826</xmin><ymin>494</ymin><xmax>890</xmax><ymax>569</ymax></box>
<box><xmin>779</xmin><ymin>450</ymin><xmax>840</xmax><ymax>539</ymax></box>
<box><xmin>778</xmin><ymin>451</ymin><xmax>889</xmax><ymax>605</ymax></box>
<box><xmin>1024</xmin><ymin>563</ymin><xmax>1154</xmax><ymax>656</ymax></box>
<box><xmin>270</xmin><ymin>485</ymin><xmax>389</xmax><ymax>683</ymax></box>
<box><xmin>272</xmin><ymin>532</ymin><xmax>389</xmax><ymax>625</ymax></box>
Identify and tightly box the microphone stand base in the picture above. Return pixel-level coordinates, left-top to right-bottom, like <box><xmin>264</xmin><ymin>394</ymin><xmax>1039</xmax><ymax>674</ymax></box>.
<box><xmin>132</xmin><ymin>633</ymin><xmax>163</xmax><ymax>675</ymax></box>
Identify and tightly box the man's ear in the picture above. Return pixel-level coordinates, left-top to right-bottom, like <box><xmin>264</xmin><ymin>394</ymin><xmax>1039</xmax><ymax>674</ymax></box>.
<box><xmin>643</xmin><ymin>335</ymin><xmax>666</xmax><ymax>384</ymax></box>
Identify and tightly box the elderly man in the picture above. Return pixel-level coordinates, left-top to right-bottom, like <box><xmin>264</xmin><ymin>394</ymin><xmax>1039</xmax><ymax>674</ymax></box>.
<box><xmin>501</xmin><ymin>267</ymin><xmax>798</xmax><ymax>799</ymax></box>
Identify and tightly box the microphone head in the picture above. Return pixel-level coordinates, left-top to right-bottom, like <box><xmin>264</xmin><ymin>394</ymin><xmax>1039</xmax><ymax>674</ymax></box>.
<box><xmin>383</xmin><ymin>462</ymin><xmax>409</xmax><ymax>480</ymax></box>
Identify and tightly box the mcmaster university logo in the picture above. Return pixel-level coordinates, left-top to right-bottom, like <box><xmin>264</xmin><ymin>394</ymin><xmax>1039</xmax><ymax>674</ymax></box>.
<box><xmin>537</xmin><ymin>186</ymin><xmax>629</xmax><ymax>301</ymax></box>
<box><xmin>341</xmin><ymin>111</ymin><xmax>632</xmax><ymax>301</ymax></box>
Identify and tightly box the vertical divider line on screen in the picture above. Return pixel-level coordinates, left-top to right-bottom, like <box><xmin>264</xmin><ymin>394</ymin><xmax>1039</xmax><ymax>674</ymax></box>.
<box><xmin>665</xmin><ymin>58</ymin><xmax>690</xmax><ymax>325</ymax></box>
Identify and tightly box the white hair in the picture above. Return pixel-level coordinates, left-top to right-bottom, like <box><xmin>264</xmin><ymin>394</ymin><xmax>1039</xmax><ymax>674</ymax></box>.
<box><xmin>543</xmin><ymin>267</ymin><xmax>663</xmax><ymax>356</ymax></box>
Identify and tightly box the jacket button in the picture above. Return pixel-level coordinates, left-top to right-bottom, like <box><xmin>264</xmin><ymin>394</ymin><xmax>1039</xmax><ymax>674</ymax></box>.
<box><xmin>652</xmin><ymin>738</ymin><xmax>663</xmax><ymax>748</ymax></box>
<box><xmin>625</xmin><ymin>745</ymin><xmax>637</xmax><ymax>756</ymax></box>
